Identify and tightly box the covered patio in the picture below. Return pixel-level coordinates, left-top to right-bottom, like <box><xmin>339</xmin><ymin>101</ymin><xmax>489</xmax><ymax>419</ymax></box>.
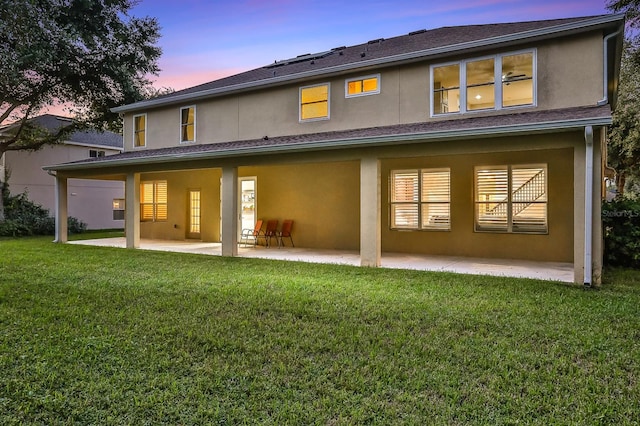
<box><xmin>68</xmin><ymin>237</ymin><xmax>574</xmax><ymax>282</ymax></box>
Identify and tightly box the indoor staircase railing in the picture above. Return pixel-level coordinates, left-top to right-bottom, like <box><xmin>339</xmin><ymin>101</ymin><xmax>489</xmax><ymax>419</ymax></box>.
<box><xmin>487</xmin><ymin>170</ymin><xmax>545</xmax><ymax>216</ymax></box>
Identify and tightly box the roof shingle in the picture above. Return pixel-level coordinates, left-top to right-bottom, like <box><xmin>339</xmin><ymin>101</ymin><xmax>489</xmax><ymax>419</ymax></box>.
<box><xmin>48</xmin><ymin>105</ymin><xmax>611</xmax><ymax>171</ymax></box>
<box><xmin>150</xmin><ymin>15</ymin><xmax>610</xmax><ymax>101</ymax></box>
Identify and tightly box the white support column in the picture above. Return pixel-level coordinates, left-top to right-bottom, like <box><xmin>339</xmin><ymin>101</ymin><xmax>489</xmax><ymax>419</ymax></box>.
<box><xmin>125</xmin><ymin>172</ymin><xmax>140</xmax><ymax>249</ymax></box>
<box><xmin>54</xmin><ymin>175</ymin><xmax>68</xmax><ymax>243</ymax></box>
<box><xmin>360</xmin><ymin>156</ymin><xmax>381</xmax><ymax>267</ymax></box>
<box><xmin>221</xmin><ymin>166</ymin><xmax>238</xmax><ymax>257</ymax></box>
<box><xmin>584</xmin><ymin>126</ymin><xmax>594</xmax><ymax>286</ymax></box>
<box><xmin>573</xmin><ymin>142</ymin><xmax>586</xmax><ymax>284</ymax></box>
<box><xmin>592</xmin><ymin>128</ymin><xmax>604</xmax><ymax>286</ymax></box>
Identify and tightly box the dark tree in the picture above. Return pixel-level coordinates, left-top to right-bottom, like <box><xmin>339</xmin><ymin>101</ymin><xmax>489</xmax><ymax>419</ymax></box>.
<box><xmin>608</xmin><ymin>39</ymin><xmax>640</xmax><ymax>197</ymax></box>
<box><xmin>0</xmin><ymin>0</ymin><xmax>162</xmax><ymax>219</ymax></box>
<box><xmin>606</xmin><ymin>1</ymin><xmax>640</xmax><ymax>197</ymax></box>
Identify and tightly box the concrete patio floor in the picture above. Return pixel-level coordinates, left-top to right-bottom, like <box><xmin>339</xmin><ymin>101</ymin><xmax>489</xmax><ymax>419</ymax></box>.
<box><xmin>68</xmin><ymin>237</ymin><xmax>574</xmax><ymax>283</ymax></box>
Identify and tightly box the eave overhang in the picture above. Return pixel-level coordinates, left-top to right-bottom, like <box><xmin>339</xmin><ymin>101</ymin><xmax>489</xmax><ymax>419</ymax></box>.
<box><xmin>111</xmin><ymin>14</ymin><xmax>625</xmax><ymax>114</ymax></box>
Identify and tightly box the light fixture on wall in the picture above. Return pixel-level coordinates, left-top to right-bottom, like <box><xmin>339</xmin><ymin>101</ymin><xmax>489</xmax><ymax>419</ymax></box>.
<box><xmin>475</xmin><ymin>94</ymin><xmax>482</xmax><ymax>100</ymax></box>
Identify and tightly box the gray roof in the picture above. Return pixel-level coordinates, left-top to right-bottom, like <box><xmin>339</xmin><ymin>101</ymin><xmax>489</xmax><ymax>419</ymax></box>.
<box><xmin>33</xmin><ymin>115</ymin><xmax>123</xmax><ymax>149</ymax></box>
<box><xmin>46</xmin><ymin>105</ymin><xmax>612</xmax><ymax>172</ymax></box>
<box><xmin>113</xmin><ymin>13</ymin><xmax>625</xmax><ymax>113</ymax></box>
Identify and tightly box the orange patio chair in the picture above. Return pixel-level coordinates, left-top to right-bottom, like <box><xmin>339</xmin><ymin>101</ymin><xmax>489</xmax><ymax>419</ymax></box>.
<box><xmin>277</xmin><ymin>220</ymin><xmax>294</xmax><ymax>248</ymax></box>
<box><xmin>261</xmin><ymin>219</ymin><xmax>279</xmax><ymax>247</ymax></box>
<box><xmin>239</xmin><ymin>219</ymin><xmax>264</xmax><ymax>247</ymax></box>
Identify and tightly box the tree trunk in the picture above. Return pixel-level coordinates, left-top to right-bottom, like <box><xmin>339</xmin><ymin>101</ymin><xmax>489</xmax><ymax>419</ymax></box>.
<box><xmin>0</xmin><ymin>177</ymin><xmax>5</xmax><ymax>222</ymax></box>
<box><xmin>616</xmin><ymin>172</ymin><xmax>627</xmax><ymax>198</ymax></box>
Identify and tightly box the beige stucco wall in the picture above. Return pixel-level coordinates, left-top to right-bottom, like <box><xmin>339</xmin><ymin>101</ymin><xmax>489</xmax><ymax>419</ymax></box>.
<box><xmin>138</xmin><ymin>162</ymin><xmax>361</xmax><ymax>249</ymax></box>
<box><xmin>241</xmin><ymin>161</ymin><xmax>361</xmax><ymax>250</ymax></box>
<box><xmin>122</xmin><ymin>32</ymin><xmax>605</xmax><ymax>151</ymax></box>
<box><xmin>381</xmin><ymin>147</ymin><xmax>574</xmax><ymax>262</ymax></box>
<box><xmin>5</xmin><ymin>144</ymin><xmax>124</xmax><ymax>230</ymax></box>
<box><xmin>134</xmin><ymin>136</ymin><xmax>577</xmax><ymax>263</ymax></box>
<box><xmin>537</xmin><ymin>33</ymin><xmax>603</xmax><ymax>109</ymax></box>
<box><xmin>139</xmin><ymin>169</ymin><xmax>221</xmax><ymax>241</ymax></box>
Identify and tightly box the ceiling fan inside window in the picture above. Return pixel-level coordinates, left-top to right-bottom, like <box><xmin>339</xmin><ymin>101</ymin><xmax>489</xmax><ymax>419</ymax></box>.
<box><xmin>502</xmin><ymin>71</ymin><xmax>527</xmax><ymax>85</ymax></box>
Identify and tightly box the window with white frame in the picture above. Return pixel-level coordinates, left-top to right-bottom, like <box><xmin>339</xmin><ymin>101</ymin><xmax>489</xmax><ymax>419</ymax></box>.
<box><xmin>390</xmin><ymin>168</ymin><xmax>450</xmax><ymax>230</ymax></box>
<box><xmin>112</xmin><ymin>198</ymin><xmax>125</xmax><ymax>220</ymax></box>
<box><xmin>89</xmin><ymin>149</ymin><xmax>105</xmax><ymax>158</ymax></box>
<box><xmin>345</xmin><ymin>74</ymin><xmax>380</xmax><ymax>97</ymax></box>
<box><xmin>474</xmin><ymin>164</ymin><xmax>547</xmax><ymax>233</ymax></box>
<box><xmin>133</xmin><ymin>114</ymin><xmax>146</xmax><ymax>147</ymax></box>
<box><xmin>180</xmin><ymin>106</ymin><xmax>195</xmax><ymax>143</ymax></box>
<box><xmin>140</xmin><ymin>180</ymin><xmax>167</xmax><ymax>222</ymax></box>
<box><xmin>431</xmin><ymin>50</ymin><xmax>535</xmax><ymax>116</ymax></box>
<box><xmin>300</xmin><ymin>83</ymin><xmax>329</xmax><ymax>121</ymax></box>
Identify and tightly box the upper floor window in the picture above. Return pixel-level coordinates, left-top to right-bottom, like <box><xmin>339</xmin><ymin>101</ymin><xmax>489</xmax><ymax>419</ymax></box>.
<box><xmin>133</xmin><ymin>114</ymin><xmax>146</xmax><ymax>148</ymax></box>
<box><xmin>89</xmin><ymin>149</ymin><xmax>105</xmax><ymax>158</ymax></box>
<box><xmin>300</xmin><ymin>83</ymin><xmax>329</xmax><ymax>121</ymax></box>
<box><xmin>140</xmin><ymin>180</ymin><xmax>167</xmax><ymax>222</ymax></box>
<box><xmin>390</xmin><ymin>168</ymin><xmax>450</xmax><ymax>231</ymax></box>
<box><xmin>346</xmin><ymin>74</ymin><xmax>380</xmax><ymax>97</ymax></box>
<box><xmin>431</xmin><ymin>50</ymin><xmax>535</xmax><ymax>116</ymax></box>
<box><xmin>180</xmin><ymin>106</ymin><xmax>195</xmax><ymax>143</ymax></box>
<box><xmin>474</xmin><ymin>164</ymin><xmax>547</xmax><ymax>234</ymax></box>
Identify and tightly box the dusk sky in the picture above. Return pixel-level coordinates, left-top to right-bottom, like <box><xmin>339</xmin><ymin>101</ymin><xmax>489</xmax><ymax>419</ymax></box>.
<box><xmin>130</xmin><ymin>0</ymin><xmax>611</xmax><ymax>92</ymax></box>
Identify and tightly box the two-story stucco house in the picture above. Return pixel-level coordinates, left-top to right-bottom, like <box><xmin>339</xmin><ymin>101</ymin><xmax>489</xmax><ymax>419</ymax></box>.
<box><xmin>45</xmin><ymin>14</ymin><xmax>624</xmax><ymax>285</ymax></box>
<box><xmin>1</xmin><ymin>114</ymin><xmax>124</xmax><ymax>229</ymax></box>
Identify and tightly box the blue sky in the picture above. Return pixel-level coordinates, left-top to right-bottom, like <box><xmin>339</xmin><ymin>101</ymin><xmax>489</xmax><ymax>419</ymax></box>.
<box><xmin>130</xmin><ymin>0</ymin><xmax>610</xmax><ymax>91</ymax></box>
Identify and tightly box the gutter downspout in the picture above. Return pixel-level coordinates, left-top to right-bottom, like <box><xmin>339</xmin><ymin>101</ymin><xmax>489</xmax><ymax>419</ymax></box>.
<box><xmin>584</xmin><ymin>126</ymin><xmax>594</xmax><ymax>287</ymax></box>
<box><xmin>597</xmin><ymin>27</ymin><xmax>623</xmax><ymax>106</ymax></box>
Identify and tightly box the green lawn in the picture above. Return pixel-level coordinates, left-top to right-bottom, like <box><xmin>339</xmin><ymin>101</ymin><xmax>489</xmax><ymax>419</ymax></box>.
<box><xmin>1</xmin><ymin>237</ymin><xmax>639</xmax><ymax>425</ymax></box>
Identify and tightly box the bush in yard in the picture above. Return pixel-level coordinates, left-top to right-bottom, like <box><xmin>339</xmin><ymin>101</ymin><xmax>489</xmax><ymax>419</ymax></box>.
<box><xmin>602</xmin><ymin>198</ymin><xmax>640</xmax><ymax>268</ymax></box>
<box><xmin>0</xmin><ymin>191</ymin><xmax>86</xmax><ymax>236</ymax></box>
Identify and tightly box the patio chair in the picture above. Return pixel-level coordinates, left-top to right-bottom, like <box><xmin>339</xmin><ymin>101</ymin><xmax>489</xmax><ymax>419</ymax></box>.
<box><xmin>239</xmin><ymin>219</ymin><xmax>264</xmax><ymax>247</ymax></box>
<box><xmin>262</xmin><ymin>219</ymin><xmax>279</xmax><ymax>247</ymax></box>
<box><xmin>277</xmin><ymin>219</ymin><xmax>294</xmax><ymax>248</ymax></box>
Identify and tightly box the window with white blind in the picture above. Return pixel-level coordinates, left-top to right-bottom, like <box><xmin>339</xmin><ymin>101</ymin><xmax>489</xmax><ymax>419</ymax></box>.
<box><xmin>140</xmin><ymin>180</ymin><xmax>167</xmax><ymax>222</ymax></box>
<box><xmin>475</xmin><ymin>164</ymin><xmax>547</xmax><ymax>233</ymax></box>
<box><xmin>300</xmin><ymin>83</ymin><xmax>329</xmax><ymax>121</ymax></box>
<box><xmin>390</xmin><ymin>168</ymin><xmax>450</xmax><ymax>230</ymax></box>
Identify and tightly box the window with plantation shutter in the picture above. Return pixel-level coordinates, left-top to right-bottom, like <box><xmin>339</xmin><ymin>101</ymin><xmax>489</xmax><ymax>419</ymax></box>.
<box><xmin>475</xmin><ymin>165</ymin><xmax>547</xmax><ymax>233</ymax></box>
<box><xmin>421</xmin><ymin>169</ymin><xmax>450</xmax><ymax>230</ymax></box>
<box><xmin>140</xmin><ymin>180</ymin><xmax>167</xmax><ymax>222</ymax></box>
<box><xmin>390</xmin><ymin>168</ymin><xmax>450</xmax><ymax>230</ymax></box>
<box><xmin>391</xmin><ymin>171</ymin><xmax>419</xmax><ymax>229</ymax></box>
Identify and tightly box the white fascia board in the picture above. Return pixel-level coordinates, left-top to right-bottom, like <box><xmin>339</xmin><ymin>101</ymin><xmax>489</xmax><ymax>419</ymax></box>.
<box><xmin>62</xmin><ymin>140</ymin><xmax>124</xmax><ymax>151</ymax></box>
<box><xmin>43</xmin><ymin>115</ymin><xmax>612</xmax><ymax>172</ymax></box>
<box><xmin>112</xmin><ymin>14</ymin><xmax>625</xmax><ymax>114</ymax></box>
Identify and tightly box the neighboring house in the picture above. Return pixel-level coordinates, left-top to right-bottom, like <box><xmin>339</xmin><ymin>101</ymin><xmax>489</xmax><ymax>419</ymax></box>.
<box><xmin>1</xmin><ymin>115</ymin><xmax>124</xmax><ymax>229</ymax></box>
<box><xmin>45</xmin><ymin>14</ymin><xmax>624</xmax><ymax>285</ymax></box>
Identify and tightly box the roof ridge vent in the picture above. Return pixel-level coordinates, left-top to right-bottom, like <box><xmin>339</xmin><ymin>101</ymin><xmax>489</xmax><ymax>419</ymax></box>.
<box><xmin>367</xmin><ymin>38</ymin><xmax>384</xmax><ymax>44</ymax></box>
<box><xmin>408</xmin><ymin>29</ymin><xmax>427</xmax><ymax>36</ymax></box>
